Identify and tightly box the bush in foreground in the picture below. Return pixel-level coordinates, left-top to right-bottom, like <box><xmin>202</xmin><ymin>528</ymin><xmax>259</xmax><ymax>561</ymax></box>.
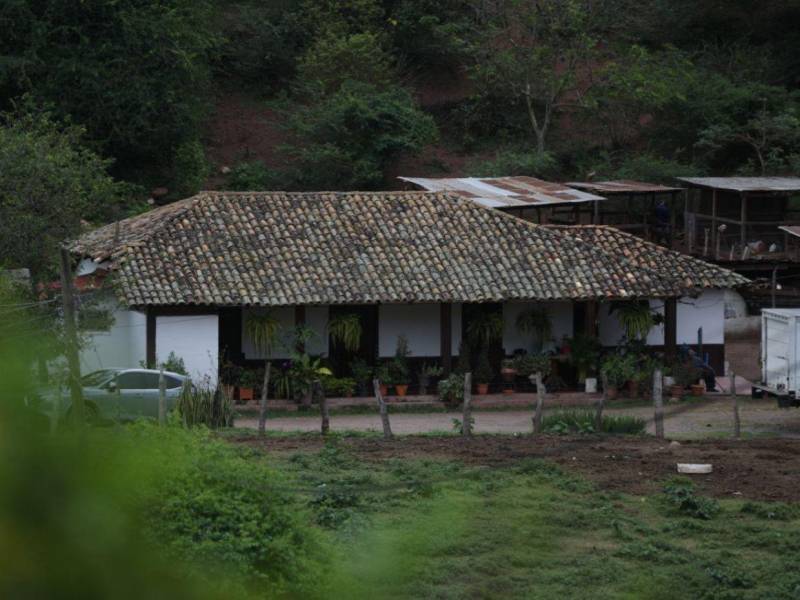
<box><xmin>542</xmin><ymin>410</ymin><xmax>646</xmax><ymax>435</ymax></box>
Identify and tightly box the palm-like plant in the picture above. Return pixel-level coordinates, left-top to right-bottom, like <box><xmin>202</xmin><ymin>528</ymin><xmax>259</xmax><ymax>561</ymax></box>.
<box><xmin>466</xmin><ymin>312</ymin><xmax>504</xmax><ymax>349</ymax></box>
<box><xmin>516</xmin><ymin>306</ymin><xmax>553</xmax><ymax>352</ymax></box>
<box><xmin>610</xmin><ymin>302</ymin><xmax>655</xmax><ymax>341</ymax></box>
<box><xmin>327</xmin><ymin>313</ymin><xmax>362</xmax><ymax>352</ymax></box>
<box><xmin>245</xmin><ymin>311</ymin><xmax>281</xmax><ymax>357</ymax></box>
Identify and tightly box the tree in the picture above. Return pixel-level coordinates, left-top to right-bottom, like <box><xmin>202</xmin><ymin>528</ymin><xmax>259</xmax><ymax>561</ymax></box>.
<box><xmin>0</xmin><ymin>108</ymin><xmax>128</xmax><ymax>282</ymax></box>
<box><xmin>0</xmin><ymin>0</ymin><xmax>218</xmax><ymax>179</ymax></box>
<box><xmin>469</xmin><ymin>0</ymin><xmax>603</xmax><ymax>154</ymax></box>
<box><xmin>287</xmin><ymin>81</ymin><xmax>437</xmax><ymax>189</ymax></box>
<box><xmin>697</xmin><ymin>99</ymin><xmax>800</xmax><ymax>174</ymax></box>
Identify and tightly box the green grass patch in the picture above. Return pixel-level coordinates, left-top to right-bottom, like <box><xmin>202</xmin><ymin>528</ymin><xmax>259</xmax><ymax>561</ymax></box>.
<box><xmin>542</xmin><ymin>409</ymin><xmax>647</xmax><ymax>435</ymax></box>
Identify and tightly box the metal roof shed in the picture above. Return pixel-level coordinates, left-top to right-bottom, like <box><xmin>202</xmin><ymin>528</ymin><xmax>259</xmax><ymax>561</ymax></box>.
<box><xmin>678</xmin><ymin>177</ymin><xmax>800</xmax><ymax>260</ymax></box>
<box><xmin>398</xmin><ymin>176</ymin><xmax>605</xmax><ymax>224</ymax></box>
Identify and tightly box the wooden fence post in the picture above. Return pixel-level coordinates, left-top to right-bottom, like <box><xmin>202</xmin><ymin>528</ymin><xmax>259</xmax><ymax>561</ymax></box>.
<box><xmin>258</xmin><ymin>362</ymin><xmax>272</xmax><ymax>434</ymax></box>
<box><xmin>533</xmin><ymin>372</ymin><xmax>545</xmax><ymax>433</ymax></box>
<box><xmin>732</xmin><ymin>371</ymin><xmax>741</xmax><ymax>438</ymax></box>
<box><xmin>596</xmin><ymin>372</ymin><xmax>608</xmax><ymax>432</ymax></box>
<box><xmin>462</xmin><ymin>372</ymin><xmax>472</xmax><ymax>437</ymax></box>
<box><xmin>158</xmin><ymin>367</ymin><xmax>166</xmax><ymax>426</ymax></box>
<box><xmin>320</xmin><ymin>380</ymin><xmax>330</xmax><ymax>435</ymax></box>
<box><xmin>374</xmin><ymin>378</ymin><xmax>393</xmax><ymax>439</ymax></box>
<box><xmin>653</xmin><ymin>368</ymin><xmax>664</xmax><ymax>439</ymax></box>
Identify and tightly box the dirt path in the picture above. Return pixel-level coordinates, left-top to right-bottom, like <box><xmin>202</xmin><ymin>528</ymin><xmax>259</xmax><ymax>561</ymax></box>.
<box><xmin>236</xmin><ymin>398</ymin><xmax>800</xmax><ymax>438</ymax></box>
<box><xmin>232</xmin><ymin>433</ymin><xmax>800</xmax><ymax>503</ymax></box>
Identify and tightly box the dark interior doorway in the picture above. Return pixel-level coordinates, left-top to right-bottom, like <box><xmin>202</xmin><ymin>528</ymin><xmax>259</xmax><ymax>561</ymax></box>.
<box><xmin>461</xmin><ymin>303</ymin><xmax>504</xmax><ymax>371</ymax></box>
<box><xmin>327</xmin><ymin>305</ymin><xmax>379</xmax><ymax>376</ymax></box>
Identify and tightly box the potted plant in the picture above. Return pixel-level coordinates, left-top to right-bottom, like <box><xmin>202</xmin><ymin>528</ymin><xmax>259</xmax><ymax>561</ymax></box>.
<box><xmin>438</xmin><ymin>373</ymin><xmax>464</xmax><ymax>407</ymax></box>
<box><xmin>600</xmin><ymin>353</ymin><xmax>636</xmax><ymax>400</ymax></box>
<box><xmin>566</xmin><ymin>334</ymin><xmax>601</xmax><ymax>391</ymax></box>
<box><xmin>512</xmin><ymin>353</ymin><xmax>551</xmax><ymax>384</ymax></box>
<box><xmin>289</xmin><ymin>353</ymin><xmax>332</xmax><ymax>407</ymax></box>
<box><xmin>474</xmin><ymin>346</ymin><xmax>493</xmax><ymax>395</ymax></box>
<box><xmin>219</xmin><ymin>359</ymin><xmax>241</xmax><ymax>400</ymax></box>
<box><xmin>238</xmin><ymin>369</ymin><xmax>257</xmax><ymax>402</ymax></box>
<box><xmin>245</xmin><ymin>310</ymin><xmax>281</xmax><ymax>409</ymax></box>
<box><xmin>325</xmin><ymin>377</ymin><xmax>356</xmax><ymax>398</ymax></box>
<box><xmin>670</xmin><ymin>360</ymin><xmax>699</xmax><ymax>399</ymax></box>
<box><xmin>390</xmin><ymin>335</ymin><xmax>412</xmax><ymax>397</ymax></box>
<box><xmin>418</xmin><ymin>363</ymin><xmax>443</xmax><ymax>395</ymax></box>
<box><xmin>500</xmin><ymin>358</ymin><xmax>517</xmax><ymax>383</ymax></box>
<box><xmin>375</xmin><ymin>363</ymin><xmax>392</xmax><ymax>396</ymax></box>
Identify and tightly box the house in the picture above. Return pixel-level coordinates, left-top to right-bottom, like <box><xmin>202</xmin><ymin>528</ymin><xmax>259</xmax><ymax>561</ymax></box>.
<box><xmin>69</xmin><ymin>191</ymin><xmax>747</xmax><ymax>384</ymax></box>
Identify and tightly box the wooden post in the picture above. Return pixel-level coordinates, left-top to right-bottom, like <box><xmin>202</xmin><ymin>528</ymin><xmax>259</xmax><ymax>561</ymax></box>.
<box><xmin>596</xmin><ymin>372</ymin><xmax>608</xmax><ymax>432</ymax></box>
<box><xmin>59</xmin><ymin>247</ymin><xmax>84</xmax><ymax>425</ymax></box>
<box><xmin>703</xmin><ymin>227</ymin><xmax>709</xmax><ymax>256</ymax></box>
<box><xmin>462</xmin><ymin>372</ymin><xmax>472</xmax><ymax>437</ymax></box>
<box><xmin>374</xmin><ymin>378</ymin><xmax>392</xmax><ymax>439</ymax></box>
<box><xmin>158</xmin><ymin>367</ymin><xmax>166</xmax><ymax>426</ymax></box>
<box><xmin>710</xmin><ymin>189</ymin><xmax>718</xmax><ymax>249</ymax></box>
<box><xmin>664</xmin><ymin>298</ymin><xmax>677</xmax><ymax>362</ymax></box>
<box><xmin>319</xmin><ymin>381</ymin><xmax>330</xmax><ymax>435</ymax></box>
<box><xmin>732</xmin><ymin>371</ymin><xmax>741</xmax><ymax>438</ymax></box>
<box><xmin>653</xmin><ymin>368</ymin><xmax>664</xmax><ymax>439</ymax></box>
<box><xmin>258</xmin><ymin>361</ymin><xmax>272</xmax><ymax>434</ymax></box>
<box><xmin>533</xmin><ymin>372</ymin><xmax>545</xmax><ymax>433</ymax></box>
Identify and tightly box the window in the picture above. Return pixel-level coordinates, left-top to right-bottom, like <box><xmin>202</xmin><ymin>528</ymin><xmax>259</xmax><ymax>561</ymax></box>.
<box><xmin>165</xmin><ymin>376</ymin><xmax>184</xmax><ymax>389</ymax></box>
<box><xmin>116</xmin><ymin>372</ymin><xmax>160</xmax><ymax>390</ymax></box>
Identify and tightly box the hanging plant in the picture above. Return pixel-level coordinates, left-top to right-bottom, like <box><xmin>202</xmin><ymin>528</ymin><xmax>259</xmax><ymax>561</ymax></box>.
<box><xmin>516</xmin><ymin>306</ymin><xmax>553</xmax><ymax>351</ymax></box>
<box><xmin>245</xmin><ymin>311</ymin><xmax>281</xmax><ymax>356</ymax></box>
<box><xmin>327</xmin><ymin>313</ymin><xmax>362</xmax><ymax>352</ymax></box>
<box><xmin>466</xmin><ymin>311</ymin><xmax>503</xmax><ymax>348</ymax></box>
<box><xmin>610</xmin><ymin>301</ymin><xmax>655</xmax><ymax>341</ymax></box>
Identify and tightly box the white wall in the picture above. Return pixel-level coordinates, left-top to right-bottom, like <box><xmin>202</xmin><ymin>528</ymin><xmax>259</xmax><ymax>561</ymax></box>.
<box><xmin>306</xmin><ymin>306</ymin><xmax>329</xmax><ymax>356</ymax></box>
<box><xmin>598</xmin><ymin>289</ymin><xmax>727</xmax><ymax>347</ymax></box>
<box><xmin>379</xmin><ymin>304</ymin><xmax>440</xmax><ymax>357</ymax></box>
<box><xmin>503</xmin><ymin>301</ymin><xmax>573</xmax><ymax>353</ymax></box>
<box><xmin>156</xmin><ymin>314</ymin><xmax>219</xmax><ymax>385</ymax></box>
<box><xmin>80</xmin><ymin>304</ymin><xmax>146</xmax><ymax>373</ymax></box>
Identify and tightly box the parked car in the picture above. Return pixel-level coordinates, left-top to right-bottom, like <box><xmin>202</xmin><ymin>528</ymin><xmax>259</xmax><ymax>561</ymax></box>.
<box><xmin>41</xmin><ymin>368</ymin><xmax>191</xmax><ymax>423</ymax></box>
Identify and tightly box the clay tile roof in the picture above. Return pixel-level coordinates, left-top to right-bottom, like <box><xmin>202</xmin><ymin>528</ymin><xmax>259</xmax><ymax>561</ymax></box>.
<box><xmin>70</xmin><ymin>191</ymin><xmax>746</xmax><ymax>307</ymax></box>
<box><xmin>546</xmin><ymin>225</ymin><xmax>748</xmax><ymax>290</ymax></box>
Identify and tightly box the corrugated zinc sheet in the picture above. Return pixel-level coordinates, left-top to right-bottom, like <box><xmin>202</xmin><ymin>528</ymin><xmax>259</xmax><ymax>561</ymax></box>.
<box><xmin>399</xmin><ymin>176</ymin><xmax>604</xmax><ymax>208</ymax></box>
<box><xmin>779</xmin><ymin>225</ymin><xmax>800</xmax><ymax>239</ymax></box>
<box><xmin>566</xmin><ymin>180</ymin><xmax>682</xmax><ymax>195</ymax></box>
<box><xmin>678</xmin><ymin>177</ymin><xmax>800</xmax><ymax>193</ymax></box>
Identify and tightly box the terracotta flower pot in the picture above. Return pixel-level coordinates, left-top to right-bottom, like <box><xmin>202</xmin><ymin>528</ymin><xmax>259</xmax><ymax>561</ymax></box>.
<box><xmin>379</xmin><ymin>384</ymin><xmax>389</xmax><ymax>397</ymax></box>
<box><xmin>606</xmin><ymin>385</ymin><xmax>619</xmax><ymax>400</ymax></box>
<box><xmin>501</xmin><ymin>368</ymin><xmax>517</xmax><ymax>383</ymax></box>
<box><xmin>690</xmin><ymin>383</ymin><xmax>705</xmax><ymax>396</ymax></box>
<box><xmin>238</xmin><ymin>387</ymin><xmax>254</xmax><ymax>402</ymax></box>
<box><xmin>476</xmin><ymin>383</ymin><xmax>489</xmax><ymax>395</ymax></box>
<box><xmin>395</xmin><ymin>384</ymin><xmax>408</xmax><ymax>397</ymax></box>
<box><xmin>627</xmin><ymin>380</ymin><xmax>639</xmax><ymax>398</ymax></box>
<box><xmin>669</xmin><ymin>384</ymin><xmax>684</xmax><ymax>398</ymax></box>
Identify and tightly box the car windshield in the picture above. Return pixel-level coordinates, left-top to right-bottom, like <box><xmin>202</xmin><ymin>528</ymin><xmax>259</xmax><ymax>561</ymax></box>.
<box><xmin>80</xmin><ymin>369</ymin><xmax>116</xmax><ymax>387</ymax></box>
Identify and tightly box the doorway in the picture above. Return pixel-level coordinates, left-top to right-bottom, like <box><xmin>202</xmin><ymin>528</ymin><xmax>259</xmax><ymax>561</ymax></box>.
<box><xmin>327</xmin><ymin>305</ymin><xmax>379</xmax><ymax>376</ymax></box>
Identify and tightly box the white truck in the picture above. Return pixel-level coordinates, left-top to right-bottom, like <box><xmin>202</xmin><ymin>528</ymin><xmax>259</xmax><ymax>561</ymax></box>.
<box><xmin>759</xmin><ymin>308</ymin><xmax>800</xmax><ymax>407</ymax></box>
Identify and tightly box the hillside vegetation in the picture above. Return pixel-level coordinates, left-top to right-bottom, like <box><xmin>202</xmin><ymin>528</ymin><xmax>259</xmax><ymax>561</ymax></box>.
<box><xmin>3</xmin><ymin>0</ymin><xmax>800</xmax><ymax>278</ymax></box>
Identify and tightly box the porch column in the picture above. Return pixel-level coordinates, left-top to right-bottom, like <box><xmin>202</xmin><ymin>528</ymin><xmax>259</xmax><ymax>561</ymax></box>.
<box><xmin>740</xmin><ymin>193</ymin><xmax>747</xmax><ymax>246</ymax></box>
<box><xmin>584</xmin><ymin>300</ymin><xmax>599</xmax><ymax>338</ymax></box>
<box><xmin>146</xmin><ymin>307</ymin><xmax>156</xmax><ymax>367</ymax></box>
<box><xmin>710</xmin><ymin>188</ymin><xmax>718</xmax><ymax>250</ymax></box>
<box><xmin>664</xmin><ymin>298</ymin><xmax>677</xmax><ymax>361</ymax></box>
<box><xmin>440</xmin><ymin>303</ymin><xmax>452</xmax><ymax>375</ymax></box>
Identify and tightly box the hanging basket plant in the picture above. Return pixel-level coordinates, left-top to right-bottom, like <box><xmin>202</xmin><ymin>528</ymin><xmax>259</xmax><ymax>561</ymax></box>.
<box><xmin>610</xmin><ymin>301</ymin><xmax>655</xmax><ymax>341</ymax></box>
<box><xmin>516</xmin><ymin>306</ymin><xmax>553</xmax><ymax>352</ymax></box>
<box><xmin>327</xmin><ymin>313</ymin><xmax>362</xmax><ymax>352</ymax></box>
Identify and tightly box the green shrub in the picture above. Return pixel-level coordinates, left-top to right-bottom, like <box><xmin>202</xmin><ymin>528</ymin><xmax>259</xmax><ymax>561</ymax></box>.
<box><xmin>438</xmin><ymin>373</ymin><xmax>465</xmax><ymax>406</ymax></box>
<box><xmin>325</xmin><ymin>377</ymin><xmax>357</xmax><ymax>397</ymax></box>
<box><xmin>175</xmin><ymin>384</ymin><xmax>234</xmax><ymax>429</ymax></box>
<box><xmin>172</xmin><ymin>139</ymin><xmax>209</xmax><ymax>197</ymax></box>
<box><xmin>467</xmin><ymin>149</ymin><xmax>558</xmax><ymax>179</ymax></box>
<box><xmin>542</xmin><ymin>410</ymin><xmax>646</xmax><ymax>435</ymax></box>
<box><xmin>662</xmin><ymin>477</ymin><xmax>720</xmax><ymax>520</ymax></box>
<box><xmin>226</xmin><ymin>160</ymin><xmax>284</xmax><ymax>191</ymax></box>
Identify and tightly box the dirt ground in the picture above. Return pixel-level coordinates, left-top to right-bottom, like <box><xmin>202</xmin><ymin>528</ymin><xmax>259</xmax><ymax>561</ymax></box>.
<box><xmin>234</xmin><ymin>433</ymin><xmax>800</xmax><ymax>503</ymax></box>
<box><xmin>237</xmin><ymin>398</ymin><xmax>800</xmax><ymax>438</ymax></box>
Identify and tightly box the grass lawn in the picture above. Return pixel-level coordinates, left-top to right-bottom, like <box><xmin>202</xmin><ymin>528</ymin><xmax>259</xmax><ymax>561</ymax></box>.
<box><xmin>261</xmin><ymin>436</ymin><xmax>800</xmax><ymax>599</ymax></box>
